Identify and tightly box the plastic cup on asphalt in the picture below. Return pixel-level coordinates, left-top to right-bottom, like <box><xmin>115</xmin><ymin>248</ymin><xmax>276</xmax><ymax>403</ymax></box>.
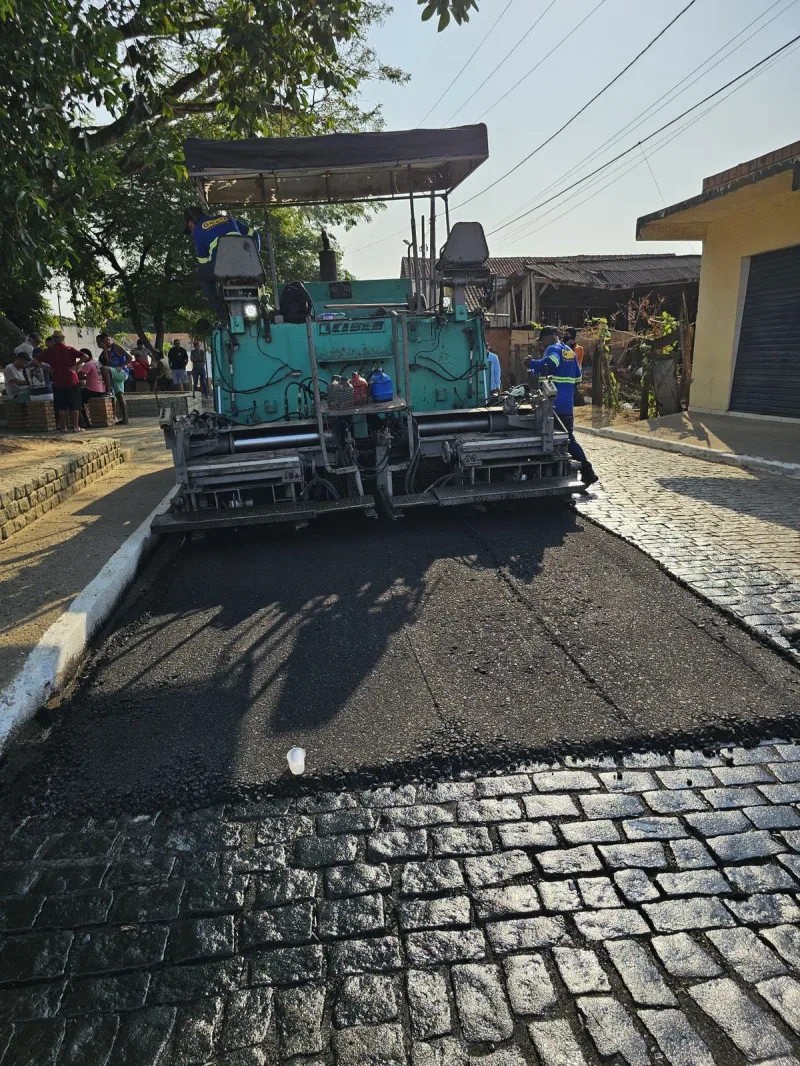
<box><xmin>287</xmin><ymin>747</ymin><xmax>306</xmax><ymax>775</ymax></box>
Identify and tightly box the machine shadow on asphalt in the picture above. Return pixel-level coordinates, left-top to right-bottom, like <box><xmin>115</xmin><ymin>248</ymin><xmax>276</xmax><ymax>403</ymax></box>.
<box><xmin>3</xmin><ymin>499</ymin><xmax>799</xmax><ymax>821</ymax></box>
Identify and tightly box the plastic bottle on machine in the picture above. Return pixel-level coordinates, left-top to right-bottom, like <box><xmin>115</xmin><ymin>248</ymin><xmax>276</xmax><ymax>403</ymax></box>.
<box><xmin>327</xmin><ymin>375</ymin><xmax>355</xmax><ymax>410</ymax></box>
<box><xmin>349</xmin><ymin>371</ymin><xmax>369</xmax><ymax>405</ymax></box>
<box><xmin>368</xmin><ymin>367</ymin><xmax>393</xmax><ymax>403</ymax></box>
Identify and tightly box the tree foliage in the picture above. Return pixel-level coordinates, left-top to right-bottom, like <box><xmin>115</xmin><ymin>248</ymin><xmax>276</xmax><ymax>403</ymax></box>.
<box><xmin>0</xmin><ymin>0</ymin><xmax>475</xmax><ymax>338</ymax></box>
<box><xmin>0</xmin><ymin>0</ymin><xmax>410</xmax><ymax>279</ymax></box>
<box><xmin>419</xmin><ymin>0</ymin><xmax>478</xmax><ymax>32</ymax></box>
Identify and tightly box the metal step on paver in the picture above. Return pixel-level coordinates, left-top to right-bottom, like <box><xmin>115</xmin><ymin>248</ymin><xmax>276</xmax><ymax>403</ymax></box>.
<box><xmin>432</xmin><ymin>477</ymin><xmax>583</xmax><ymax>505</ymax></box>
<box><xmin>151</xmin><ymin>494</ymin><xmax>376</xmax><ymax>532</ymax></box>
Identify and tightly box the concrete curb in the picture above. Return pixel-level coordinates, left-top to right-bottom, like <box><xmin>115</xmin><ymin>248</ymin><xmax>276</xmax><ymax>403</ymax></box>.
<box><xmin>576</xmin><ymin>425</ymin><xmax>800</xmax><ymax>480</ymax></box>
<box><xmin>0</xmin><ymin>486</ymin><xmax>177</xmax><ymax>752</ymax></box>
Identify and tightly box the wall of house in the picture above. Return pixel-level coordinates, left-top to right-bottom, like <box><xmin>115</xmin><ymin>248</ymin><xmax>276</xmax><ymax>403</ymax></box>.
<box><xmin>692</xmin><ymin>189</ymin><xmax>800</xmax><ymax>412</ymax></box>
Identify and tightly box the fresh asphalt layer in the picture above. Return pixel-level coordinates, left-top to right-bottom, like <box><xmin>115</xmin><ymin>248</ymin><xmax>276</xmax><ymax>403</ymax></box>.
<box><xmin>2</xmin><ymin>503</ymin><xmax>799</xmax><ymax>818</ymax></box>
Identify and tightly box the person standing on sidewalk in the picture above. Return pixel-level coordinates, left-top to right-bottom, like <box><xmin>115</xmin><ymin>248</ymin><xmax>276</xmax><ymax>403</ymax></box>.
<box><xmin>190</xmin><ymin>340</ymin><xmax>209</xmax><ymax>398</ymax></box>
<box><xmin>98</xmin><ymin>352</ymin><xmax>130</xmax><ymax>425</ymax></box>
<box><xmin>486</xmin><ymin>344</ymin><xmax>502</xmax><ymax>395</ymax></box>
<box><xmin>528</xmin><ymin>326</ymin><xmax>598</xmax><ymax>488</ymax></box>
<box><xmin>562</xmin><ymin>327</ymin><xmax>586</xmax><ymax>408</ymax></box>
<box><xmin>77</xmin><ymin>349</ymin><xmax>105</xmax><ymax>428</ymax></box>
<box><xmin>168</xmin><ymin>340</ymin><xmax>189</xmax><ymax>392</ymax></box>
<box><xmin>34</xmin><ymin>330</ymin><xmax>83</xmax><ymax>432</ymax></box>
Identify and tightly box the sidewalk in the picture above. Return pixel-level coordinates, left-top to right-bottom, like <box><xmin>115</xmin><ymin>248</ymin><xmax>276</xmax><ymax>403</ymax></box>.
<box><xmin>0</xmin><ymin>421</ymin><xmax>174</xmax><ymax>695</ymax></box>
<box><xmin>575</xmin><ymin>410</ymin><xmax>800</xmax><ymax>479</ymax></box>
<box><xmin>576</xmin><ymin>433</ymin><xmax>800</xmax><ymax>660</ymax></box>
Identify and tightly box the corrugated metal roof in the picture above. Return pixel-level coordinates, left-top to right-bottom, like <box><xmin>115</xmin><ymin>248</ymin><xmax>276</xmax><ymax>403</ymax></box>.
<box><xmin>400</xmin><ymin>253</ymin><xmax>701</xmax><ymax>309</ymax></box>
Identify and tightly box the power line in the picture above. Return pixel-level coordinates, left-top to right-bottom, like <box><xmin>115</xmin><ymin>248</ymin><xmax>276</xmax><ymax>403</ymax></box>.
<box><xmin>490</xmin><ymin>0</ymin><xmax>796</xmax><ymax>231</ymax></box>
<box><xmin>442</xmin><ymin>0</ymin><xmax>559</xmax><ymax>126</ymax></box>
<box><xmin>491</xmin><ymin>36</ymin><xmax>800</xmax><ymax>249</ymax></box>
<box><xmin>349</xmin><ymin>5</ymin><xmax>796</xmax><ymax>258</ymax></box>
<box><xmin>477</xmin><ymin>0</ymin><xmax>609</xmax><ymax>120</ymax></box>
<box><xmin>455</xmin><ymin>0</ymin><xmax>699</xmax><ymax>212</ymax></box>
<box><xmin>485</xmin><ymin>31</ymin><xmax>800</xmax><ymax>238</ymax></box>
<box><xmin>348</xmin><ymin>0</ymin><xmax>691</xmax><ymax>256</ymax></box>
<box><xmin>416</xmin><ymin>0</ymin><xmax>518</xmax><ymax>128</ymax></box>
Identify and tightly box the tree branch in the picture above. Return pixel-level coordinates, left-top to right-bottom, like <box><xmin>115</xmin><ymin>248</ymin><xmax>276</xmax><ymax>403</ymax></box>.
<box><xmin>117</xmin><ymin>13</ymin><xmax>220</xmax><ymax>40</ymax></box>
<box><xmin>79</xmin><ymin>61</ymin><xmax>218</xmax><ymax>152</ymax></box>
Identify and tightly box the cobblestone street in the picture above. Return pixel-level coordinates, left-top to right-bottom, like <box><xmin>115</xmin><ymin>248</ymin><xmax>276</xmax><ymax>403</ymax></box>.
<box><xmin>3</xmin><ymin>741</ymin><xmax>800</xmax><ymax>1063</ymax></box>
<box><xmin>2</xmin><ymin>437</ymin><xmax>800</xmax><ymax>1063</ymax></box>
<box><xmin>577</xmin><ymin>437</ymin><xmax>800</xmax><ymax>662</ymax></box>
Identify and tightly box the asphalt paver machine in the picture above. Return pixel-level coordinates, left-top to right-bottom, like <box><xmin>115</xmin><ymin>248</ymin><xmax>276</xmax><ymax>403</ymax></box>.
<box><xmin>153</xmin><ymin>124</ymin><xmax>583</xmax><ymax>533</ymax></box>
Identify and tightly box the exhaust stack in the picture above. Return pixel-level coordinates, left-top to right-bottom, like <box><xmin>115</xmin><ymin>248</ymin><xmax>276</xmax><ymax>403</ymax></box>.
<box><xmin>319</xmin><ymin>230</ymin><xmax>338</xmax><ymax>282</ymax></box>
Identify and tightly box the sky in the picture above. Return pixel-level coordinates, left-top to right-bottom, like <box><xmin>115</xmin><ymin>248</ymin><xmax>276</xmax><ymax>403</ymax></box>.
<box><xmin>334</xmin><ymin>0</ymin><xmax>800</xmax><ymax>278</ymax></box>
<box><xmin>50</xmin><ymin>0</ymin><xmax>800</xmax><ymax>318</ymax></box>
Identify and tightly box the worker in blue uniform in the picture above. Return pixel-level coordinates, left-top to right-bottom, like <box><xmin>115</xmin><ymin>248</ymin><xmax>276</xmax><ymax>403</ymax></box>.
<box><xmin>527</xmin><ymin>326</ymin><xmax>598</xmax><ymax>488</ymax></box>
<box><xmin>184</xmin><ymin>207</ymin><xmax>258</xmax><ymax>320</ymax></box>
<box><xmin>486</xmin><ymin>344</ymin><xmax>502</xmax><ymax>394</ymax></box>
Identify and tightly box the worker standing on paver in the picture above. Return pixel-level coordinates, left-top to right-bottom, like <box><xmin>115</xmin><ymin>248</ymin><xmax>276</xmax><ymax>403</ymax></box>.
<box><xmin>528</xmin><ymin>326</ymin><xmax>598</xmax><ymax>488</ymax></box>
<box><xmin>184</xmin><ymin>207</ymin><xmax>258</xmax><ymax>320</ymax></box>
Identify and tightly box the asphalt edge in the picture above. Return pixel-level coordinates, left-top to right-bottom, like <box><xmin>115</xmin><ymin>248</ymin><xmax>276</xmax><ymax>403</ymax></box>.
<box><xmin>576</xmin><ymin>424</ymin><xmax>800</xmax><ymax>480</ymax></box>
<box><xmin>0</xmin><ymin>486</ymin><xmax>178</xmax><ymax>752</ymax></box>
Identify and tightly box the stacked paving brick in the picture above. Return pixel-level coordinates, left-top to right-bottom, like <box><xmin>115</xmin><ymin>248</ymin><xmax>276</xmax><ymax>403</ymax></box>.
<box><xmin>1</xmin><ymin>739</ymin><xmax>799</xmax><ymax>1062</ymax></box>
<box><xmin>0</xmin><ymin>440</ymin><xmax>123</xmax><ymax>541</ymax></box>
<box><xmin>126</xmin><ymin>394</ymin><xmax>189</xmax><ymax>419</ymax></box>
<box><xmin>2</xmin><ymin>400</ymin><xmax>58</xmax><ymax>433</ymax></box>
<box><xmin>86</xmin><ymin>397</ymin><xmax>116</xmax><ymax>429</ymax></box>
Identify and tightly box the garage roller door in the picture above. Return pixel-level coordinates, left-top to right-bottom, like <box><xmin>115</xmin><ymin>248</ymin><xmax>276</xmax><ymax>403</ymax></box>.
<box><xmin>730</xmin><ymin>243</ymin><xmax>800</xmax><ymax>418</ymax></box>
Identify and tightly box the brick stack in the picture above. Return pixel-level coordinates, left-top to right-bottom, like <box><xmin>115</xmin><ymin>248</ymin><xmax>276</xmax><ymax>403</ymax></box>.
<box><xmin>87</xmin><ymin>395</ymin><xmax>116</xmax><ymax>427</ymax></box>
<box><xmin>2</xmin><ymin>399</ymin><xmax>58</xmax><ymax>432</ymax></box>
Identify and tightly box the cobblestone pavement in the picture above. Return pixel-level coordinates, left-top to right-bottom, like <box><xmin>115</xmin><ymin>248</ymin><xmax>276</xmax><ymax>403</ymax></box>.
<box><xmin>3</xmin><ymin>739</ymin><xmax>800</xmax><ymax>1063</ymax></box>
<box><xmin>576</xmin><ymin>436</ymin><xmax>800</xmax><ymax>662</ymax></box>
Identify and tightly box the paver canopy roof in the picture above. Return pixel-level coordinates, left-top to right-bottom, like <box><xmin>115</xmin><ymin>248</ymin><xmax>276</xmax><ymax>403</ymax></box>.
<box><xmin>184</xmin><ymin>125</ymin><xmax>489</xmax><ymax>208</ymax></box>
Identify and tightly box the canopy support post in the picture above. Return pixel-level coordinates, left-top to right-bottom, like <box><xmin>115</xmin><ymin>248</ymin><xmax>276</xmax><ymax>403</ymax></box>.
<box><xmin>265</xmin><ymin>215</ymin><xmax>282</xmax><ymax>321</ymax></box>
<box><xmin>409</xmin><ymin>180</ymin><xmax>422</xmax><ymax>313</ymax></box>
<box><xmin>444</xmin><ymin>193</ymin><xmax>451</xmax><ymax>237</ymax></box>
<box><xmin>429</xmin><ymin>190</ymin><xmax>437</xmax><ymax>311</ymax></box>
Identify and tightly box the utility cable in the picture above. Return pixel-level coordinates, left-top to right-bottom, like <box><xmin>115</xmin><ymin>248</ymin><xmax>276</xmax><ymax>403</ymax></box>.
<box><xmin>477</xmin><ymin>0</ymin><xmax>609</xmax><ymax>120</ymax></box>
<box><xmin>492</xmin><ymin>37</ymin><xmax>800</xmax><ymax>247</ymax></box>
<box><xmin>485</xmin><ymin>31</ymin><xmax>800</xmax><ymax>238</ymax></box>
<box><xmin>442</xmin><ymin>0</ymin><xmax>559</xmax><ymax>126</ymax></box>
<box><xmin>350</xmin><ymin>0</ymin><xmax>696</xmax><ymax>254</ymax></box>
<box><xmin>416</xmin><ymin>0</ymin><xmax>518</xmax><ymax>127</ymax></box>
<box><xmin>456</xmin><ymin>0</ymin><xmax>698</xmax><ymax>211</ymax></box>
<box><xmin>490</xmin><ymin>0</ymin><xmax>795</xmax><ymax>232</ymax></box>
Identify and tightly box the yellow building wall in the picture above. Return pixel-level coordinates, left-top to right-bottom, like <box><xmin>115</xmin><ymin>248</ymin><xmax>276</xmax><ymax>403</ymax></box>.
<box><xmin>691</xmin><ymin>190</ymin><xmax>800</xmax><ymax>412</ymax></box>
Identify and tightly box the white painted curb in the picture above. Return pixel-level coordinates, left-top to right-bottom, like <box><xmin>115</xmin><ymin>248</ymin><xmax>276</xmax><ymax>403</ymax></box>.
<box><xmin>0</xmin><ymin>486</ymin><xmax>178</xmax><ymax>752</ymax></box>
<box><xmin>576</xmin><ymin>425</ymin><xmax>800</xmax><ymax>480</ymax></box>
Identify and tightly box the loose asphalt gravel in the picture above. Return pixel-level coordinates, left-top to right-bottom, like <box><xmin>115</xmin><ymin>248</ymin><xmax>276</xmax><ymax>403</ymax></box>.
<box><xmin>2</xmin><ymin>503</ymin><xmax>798</xmax><ymax>819</ymax></box>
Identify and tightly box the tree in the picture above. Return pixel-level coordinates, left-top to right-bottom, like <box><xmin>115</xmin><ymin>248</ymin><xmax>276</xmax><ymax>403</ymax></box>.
<box><xmin>0</xmin><ymin>0</ymin><xmax>467</xmax><ymax>283</ymax></box>
<box><xmin>419</xmin><ymin>0</ymin><xmax>478</xmax><ymax>32</ymax></box>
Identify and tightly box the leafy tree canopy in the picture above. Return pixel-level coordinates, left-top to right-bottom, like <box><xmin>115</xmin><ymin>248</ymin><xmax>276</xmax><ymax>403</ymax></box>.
<box><xmin>0</xmin><ymin>0</ymin><xmax>474</xmax><ymax>282</ymax></box>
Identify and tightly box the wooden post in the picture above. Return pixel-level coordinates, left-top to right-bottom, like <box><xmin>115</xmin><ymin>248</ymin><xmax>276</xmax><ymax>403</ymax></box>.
<box><xmin>591</xmin><ymin>339</ymin><xmax>603</xmax><ymax>406</ymax></box>
<box><xmin>678</xmin><ymin>290</ymin><xmax>694</xmax><ymax>407</ymax></box>
<box><xmin>639</xmin><ymin>363</ymin><xmax>652</xmax><ymax>420</ymax></box>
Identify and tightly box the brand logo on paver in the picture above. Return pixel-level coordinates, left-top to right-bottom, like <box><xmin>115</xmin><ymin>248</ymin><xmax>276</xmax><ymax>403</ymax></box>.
<box><xmin>318</xmin><ymin>321</ymin><xmax>386</xmax><ymax>335</ymax></box>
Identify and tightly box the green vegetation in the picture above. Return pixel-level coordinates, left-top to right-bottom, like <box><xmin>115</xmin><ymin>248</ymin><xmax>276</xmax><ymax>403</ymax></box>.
<box><xmin>0</xmin><ymin>0</ymin><xmax>474</xmax><ymax>349</ymax></box>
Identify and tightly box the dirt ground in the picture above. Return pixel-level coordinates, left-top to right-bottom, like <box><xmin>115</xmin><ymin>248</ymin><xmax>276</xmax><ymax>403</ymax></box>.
<box><xmin>0</xmin><ymin>421</ymin><xmax>174</xmax><ymax>691</ymax></box>
<box><xmin>572</xmin><ymin>403</ymin><xmax>643</xmax><ymax>428</ymax></box>
<box><xmin>0</xmin><ymin>434</ymin><xmax>87</xmax><ymax>477</ymax></box>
